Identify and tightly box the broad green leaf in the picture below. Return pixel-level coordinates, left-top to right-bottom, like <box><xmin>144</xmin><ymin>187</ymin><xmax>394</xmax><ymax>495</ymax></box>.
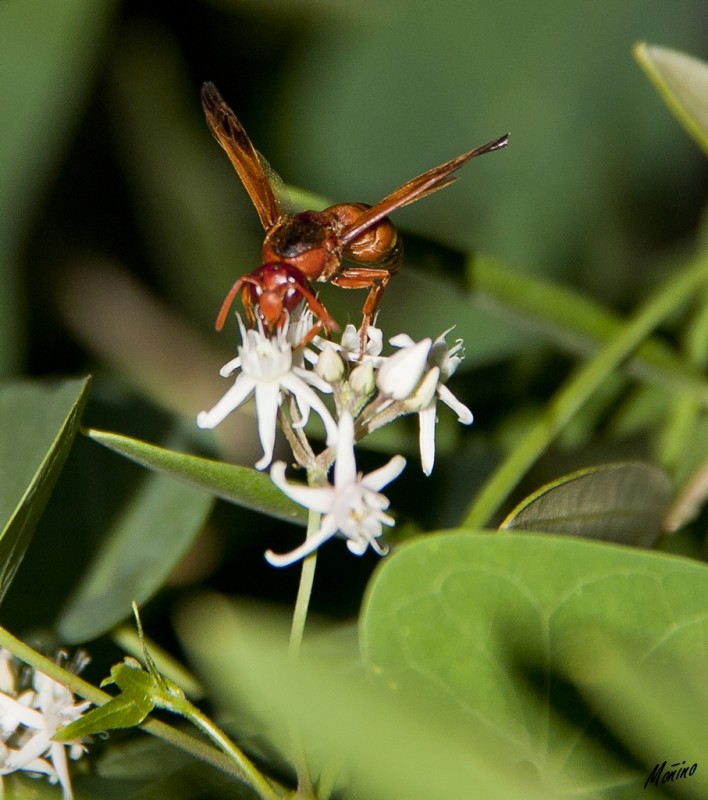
<box><xmin>57</xmin><ymin>462</ymin><xmax>213</xmax><ymax>643</ymax></box>
<box><xmin>501</xmin><ymin>462</ymin><xmax>671</xmax><ymax>547</ymax></box>
<box><xmin>85</xmin><ymin>428</ymin><xmax>306</xmax><ymax>525</ymax></box>
<box><xmin>361</xmin><ymin>533</ymin><xmax>708</xmax><ymax>795</ymax></box>
<box><xmin>0</xmin><ymin>0</ymin><xmax>117</xmax><ymax>374</ymax></box>
<box><xmin>634</xmin><ymin>42</ymin><xmax>708</xmax><ymax>156</ymax></box>
<box><xmin>0</xmin><ymin>376</ymin><xmax>91</xmax><ymax>604</ymax></box>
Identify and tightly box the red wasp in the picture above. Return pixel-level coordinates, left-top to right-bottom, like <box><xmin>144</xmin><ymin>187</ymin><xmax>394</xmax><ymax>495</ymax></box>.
<box><xmin>201</xmin><ymin>82</ymin><xmax>508</xmax><ymax>350</ymax></box>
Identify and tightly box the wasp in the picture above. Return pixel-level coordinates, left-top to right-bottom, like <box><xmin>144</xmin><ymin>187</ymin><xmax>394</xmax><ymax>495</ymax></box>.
<box><xmin>201</xmin><ymin>82</ymin><xmax>507</xmax><ymax>350</ymax></box>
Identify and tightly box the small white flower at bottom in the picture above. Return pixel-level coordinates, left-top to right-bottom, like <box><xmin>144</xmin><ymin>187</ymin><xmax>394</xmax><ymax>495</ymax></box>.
<box><xmin>266</xmin><ymin>412</ymin><xmax>406</xmax><ymax>566</ymax></box>
<box><xmin>0</xmin><ymin>650</ymin><xmax>90</xmax><ymax>800</ymax></box>
<box><xmin>197</xmin><ymin>316</ymin><xmax>338</xmax><ymax>469</ymax></box>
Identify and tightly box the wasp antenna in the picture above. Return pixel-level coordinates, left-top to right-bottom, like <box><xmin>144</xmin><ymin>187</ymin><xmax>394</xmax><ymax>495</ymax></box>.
<box><xmin>215</xmin><ymin>277</ymin><xmax>246</xmax><ymax>331</ymax></box>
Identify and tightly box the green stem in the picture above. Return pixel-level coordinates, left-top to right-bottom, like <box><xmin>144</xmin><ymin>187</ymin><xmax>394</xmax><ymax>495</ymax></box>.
<box><xmin>177</xmin><ymin>697</ymin><xmax>286</xmax><ymax>800</ymax></box>
<box><xmin>464</xmin><ymin>253</ymin><xmax>708</xmax><ymax>529</ymax></box>
<box><xmin>289</xmin><ymin>511</ymin><xmax>320</xmax><ymax>658</ymax></box>
<box><xmin>286</xmin><ymin>510</ymin><xmax>321</xmax><ymax>798</ymax></box>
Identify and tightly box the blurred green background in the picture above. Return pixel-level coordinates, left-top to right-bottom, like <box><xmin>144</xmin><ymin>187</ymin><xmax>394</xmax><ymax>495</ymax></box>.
<box><xmin>1</xmin><ymin>0</ymin><xmax>707</xmax><ymax>629</ymax></box>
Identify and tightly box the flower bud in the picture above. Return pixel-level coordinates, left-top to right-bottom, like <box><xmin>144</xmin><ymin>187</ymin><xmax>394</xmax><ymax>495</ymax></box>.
<box><xmin>315</xmin><ymin>345</ymin><xmax>345</xmax><ymax>383</ymax></box>
<box><xmin>350</xmin><ymin>360</ymin><xmax>375</xmax><ymax>396</ymax></box>
<box><xmin>377</xmin><ymin>338</ymin><xmax>431</xmax><ymax>400</ymax></box>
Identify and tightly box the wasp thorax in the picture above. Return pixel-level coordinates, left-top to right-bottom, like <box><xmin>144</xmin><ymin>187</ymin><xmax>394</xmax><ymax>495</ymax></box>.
<box><xmin>263</xmin><ymin>212</ymin><xmax>339</xmax><ymax>279</ymax></box>
<box><xmin>266</xmin><ymin>213</ymin><xmax>327</xmax><ymax>258</ymax></box>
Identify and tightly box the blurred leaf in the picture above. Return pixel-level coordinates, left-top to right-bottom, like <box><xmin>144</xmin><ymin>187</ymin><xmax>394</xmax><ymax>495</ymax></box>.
<box><xmin>281</xmin><ymin>0</ymin><xmax>706</xmax><ymax>278</ymax></box>
<box><xmin>663</xmin><ymin>455</ymin><xmax>708</xmax><ymax>532</ymax></box>
<box><xmin>85</xmin><ymin>428</ymin><xmax>306</xmax><ymax>525</ymax></box>
<box><xmin>176</xmin><ymin>593</ymin><xmax>552</xmax><ymax>800</ymax></box>
<box><xmin>0</xmin><ymin>0</ymin><xmax>117</xmax><ymax>374</ymax></box>
<box><xmin>109</xmin><ymin>22</ymin><xmax>260</xmax><ymax>326</ymax></box>
<box><xmin>501</xmin><ymin>462</ymin><xmax>671</xmax><ymax>547</ymax></box>
<box><xmin>361</xmin><ymin>532</ymin><xmax>708</xmax><ymax>795</ymax></box>
<box><xmin>57</xmin><ymin>460</ymin><xmax>214</xmax><ymax>643</ymax></box>
<box><xmin>0</xmin><ymin>376</ymin><xmax>90</xmax><ymax>604</ymax></box>
<box><xmin>470</xmin><ymin>254</ymin><xmax>708</xmax><ymax>401</ymax></box>
<box><xmin>565</xmin><ymin>639</ymin><xmax>707</xmax><ymax>799</ymax></box>
<box><xmin>465</xmin><ymin>252</ymin><xmax>708</xmax><ymax>528</ymax></box>
<box><xmin>634</xmin><ymin>42</ymin><xmax>708</xmax><ymax>156</ymax></box>
<box><xmin>94</xmin><ymin>736</ymin><xmax>253</xmax><ymax>799</ymax></box>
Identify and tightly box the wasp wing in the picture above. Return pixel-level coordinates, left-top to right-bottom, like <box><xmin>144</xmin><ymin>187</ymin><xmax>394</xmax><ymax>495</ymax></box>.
<box><xmin>340</xmin><ymin>133</ymin><xmax>508</xmax><ymax>246</ymax></box>
<box><xmin>201</xmin><ymin>82</ymin><xmax>283</xmax><ymax>230</ymax></box>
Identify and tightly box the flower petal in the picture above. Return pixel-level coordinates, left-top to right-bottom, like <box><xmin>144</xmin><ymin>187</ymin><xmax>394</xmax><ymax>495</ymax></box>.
<box><xmin>253</xmin><ymin>383</ymin><xmax>282</xmax><ymax>470</ymax></box>
<box><xmin>197</xmin><ymin>375</ymin><xmax>255</xmax><ymax>429</ymax></box>
<box><xmin>418</xmin><ymin>404</ymin><xmax>438</xmax><ymax>476</ymax></box>
<box><xmin>270</xmin><ymin>462</ymin><xmax>335</xmax><ymax>514</ymax></box>
<box><xmin>360</xmin><ymin>454</ymin><xmax>407</xmax><ymax>492</ymax></box>
<box><xmin>264</xmin><ymin>517</ymin><xmax>338</xmax><ymax>567</ymax></box>
<box><xmin>437</xmin><ymin>384</ymin><xmax>473</xmax><ymax>424</ymax></box>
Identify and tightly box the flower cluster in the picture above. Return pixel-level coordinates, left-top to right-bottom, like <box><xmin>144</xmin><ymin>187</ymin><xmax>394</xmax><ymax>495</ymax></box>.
<box><xmin>0</xmin><ymin>649</ymin><xmax>90</xmax><ymax>799</ymax></box>
<box><xmin>198</xmin><ymin>312</ymin><xmax>473</xmax><ymax>566</ymax></box>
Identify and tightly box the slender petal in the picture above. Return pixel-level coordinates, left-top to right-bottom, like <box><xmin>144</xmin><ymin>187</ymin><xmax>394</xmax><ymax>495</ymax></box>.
<box><xmin>418</xmin><ymin>405</ymin><xmax>438</xmax><ymax>476</ymax></box>
<box><xmin>437</xmin><ymin>383</ymin><xmax>473</xmax><ymax>424</ymax></box>
<box><xmin>196</xmin><ymin>376</ymin><xmax>255</xmax><ymax>429</ymax></box>
<box><xmin>270</xmin><ymin>462</ymin><xmax>334</xmax><ymax>513</ymax></box>
<box><xmin>361</xmin><ymin>455</ymin><xmax>407</xmax><ymax>492</ymax></box>
<box><xmin>253</xmin><ymin>383</ymin><xmax>281</xmax><ymax>470</ymax></box>
<box><xmin>264</xmin><ymin>521</ymin><xmax>337</xmax><ymax>567</ymax></box>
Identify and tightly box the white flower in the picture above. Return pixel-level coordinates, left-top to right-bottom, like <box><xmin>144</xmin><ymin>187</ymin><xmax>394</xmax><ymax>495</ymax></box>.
<box><xmin>387</xmin><ymin>330</ymin><xmax>474</xmax><ymax>476</ymax></box>
<box><xmin>266</xmin><ymin>412</ymin><xmax>406</xmax><ymax>566</ymax></box>
<box><xmin>0</xmin><ymin>650</ymin><xmax>90</xmax><ymax>800</ymax></box>
<box><xmin>197</xmin><ymin>316</ymin><xmax>338</xmax><ymax>469</ymax></box>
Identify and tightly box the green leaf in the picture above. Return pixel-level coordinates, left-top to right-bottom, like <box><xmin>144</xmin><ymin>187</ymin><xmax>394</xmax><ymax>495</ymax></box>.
<box><xmin>634</xmin><ymin>42</ymin><xmax>708</xmax><ymax>156</ymax></box>
<box><xmin>0</xmin><ymin>376</ymin><xmax>91</xmax><ymax>604</ymax></box>
<box><xmin>500</xmin><ymin>462</ymin><xmax>671</xmax><ymax>547</ymax></box>
<box><xmin>57</xmin><ymin>660</ymin><xmax>157</xmax><ymax>742</ymax></box>
<box><xmin>0</xmin><ymin>0</ymin><xmax>117</xmax><ymax>374</ymax></box>
<box><xmin>57</xmin><ymin>462</ymin><xmax>214</xmax><ymax>643</ymax></box>
<box><xmin>58</xmin><ymin>690</ymin><xmax>152</xmax><ymax>742</ymax></box>
<box><xmin>361</xmin><ymin>533</ymin><xmax>708</xmax><ymax>794</ymax></box>
<box><xmin>86</xmin><ymin>428</ymin><xmax>306</xmax><ymax>525</ymax></box>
